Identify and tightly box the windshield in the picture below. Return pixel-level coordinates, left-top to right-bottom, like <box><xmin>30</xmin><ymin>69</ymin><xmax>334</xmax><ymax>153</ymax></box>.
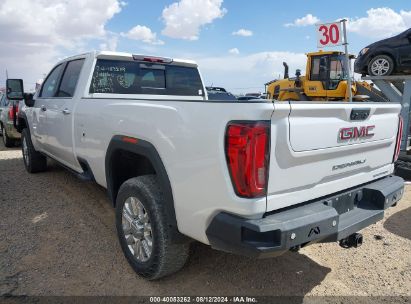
<box><xmin>328</xmin><ymin>55</ymin><xmax>349</xmax><ymax>90</ymax></box>
<box><xmin>329</xmin><ymin>55</ymin><xmax>348</xmax><ymax>80</ymax></box>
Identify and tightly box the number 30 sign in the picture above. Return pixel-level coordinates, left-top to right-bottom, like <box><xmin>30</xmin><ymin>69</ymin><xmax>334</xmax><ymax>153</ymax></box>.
<box><xmin>317</xmin><ymin>22</ymin><xmax>343</xmax><ymax>48</ymax></box>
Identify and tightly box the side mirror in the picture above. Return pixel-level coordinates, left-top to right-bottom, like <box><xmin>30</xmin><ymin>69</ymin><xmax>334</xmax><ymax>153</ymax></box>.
<box><xmin>23</xmin><ymin>93</ymin><xmax>35</xmax><ymax>107</ymax></box>
<box><xmin>6</xmin><ymin>79</ymin><xmax>24</xmax><ymax>100</ymax></box>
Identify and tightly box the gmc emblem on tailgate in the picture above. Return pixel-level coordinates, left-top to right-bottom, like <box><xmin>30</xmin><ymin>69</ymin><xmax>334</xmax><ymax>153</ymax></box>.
<box><xmin>339</xmin><ymin>125</ymin><xmax>375</xmax><ymax>141</ymax></box>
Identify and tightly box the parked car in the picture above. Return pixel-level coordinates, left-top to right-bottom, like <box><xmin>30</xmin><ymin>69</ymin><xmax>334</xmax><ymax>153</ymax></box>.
<box><xmin>237</xmin><ymin>95</ymin><xmax>262</xmax><ymax>101</ymax></box>
<box><xmin>354</xmin><ymin>28</ymin><xmax>411</xmax><ymax>76</ymax></box>
<box><xmin>245</xmin><ymin>92</ymin><xmax>262</xmax><ymax>97</ymax></box>
<box><xmin>206</xmin><ymin>86</ymin><xmax>237</xmax><ymax>101</ymax></box>
<box><xmin>0</xmin><ymin>93</ymin><xmax>20</xmax><ymax>147</ymax></box>
<box><xmin>206</xmin><ymin>86</ymin><xmax>227</xmax><ymax>92</ymax></box>
<box><xmin>8</xmin><ymin>51</ymin><xmax>404</xmax><ymax>280</ymax></box>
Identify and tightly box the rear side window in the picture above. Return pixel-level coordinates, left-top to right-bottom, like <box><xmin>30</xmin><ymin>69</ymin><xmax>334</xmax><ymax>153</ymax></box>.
<box><xmin>40</xmin><ymin>64</ymin><xmax>64</xmax><ymax>98</ymax></box>
<box><xmin>57</xmin><ymin>59</ymin><xmax>85</xmax><ymax>97</ymax></box>
<box><xmin>89</xmin><ymin>59</ymin><xmax>204</xmax><ymax>96</ymax></box>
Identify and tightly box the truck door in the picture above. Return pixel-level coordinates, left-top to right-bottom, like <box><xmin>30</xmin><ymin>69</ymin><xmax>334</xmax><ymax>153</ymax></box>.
<box><xmin>44</xmin><ymin>59</ymin><xmax>85</xmax><ymax>171</ymax></box>
<box><xmin>33</xmin><ymin>63</ymin><xmax>66</xmax><ymax>152</ymax></box>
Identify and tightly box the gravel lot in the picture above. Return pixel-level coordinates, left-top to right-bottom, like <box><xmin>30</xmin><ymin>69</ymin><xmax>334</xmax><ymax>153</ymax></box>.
<box><xmin>0</xmin><ymin>139</ymin><xmax>410</xmax><ymax>299</ymax></box>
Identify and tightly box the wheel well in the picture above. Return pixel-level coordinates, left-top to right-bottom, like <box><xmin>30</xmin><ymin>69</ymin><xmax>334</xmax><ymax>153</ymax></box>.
<box><xmin>109</xmin><ymin>149</ymin><xmax>156</xmax><ymax>206</ymax></box>
<box><xmin>105</xmin><ymin>136</ymin><xmax>188</xmax><ymax>243</ymax></box>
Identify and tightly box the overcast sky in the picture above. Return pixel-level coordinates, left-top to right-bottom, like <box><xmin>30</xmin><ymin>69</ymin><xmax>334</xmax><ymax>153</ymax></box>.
<box><xmin>0</xmin><ymin>0</ymin><xmax>410</xmax><ymax>93</ymax></box>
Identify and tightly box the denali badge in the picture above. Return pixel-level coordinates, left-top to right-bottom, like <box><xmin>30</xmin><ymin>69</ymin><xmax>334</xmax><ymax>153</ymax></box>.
<box><xmin>332</xmin><ymin>159</ymin><xmax>366</xmax><ymax>171</ymax></box>
<box><xmin>339</xmin><ymin>125</ymin><xmax>375</xmax><ymax>141</ymax></box>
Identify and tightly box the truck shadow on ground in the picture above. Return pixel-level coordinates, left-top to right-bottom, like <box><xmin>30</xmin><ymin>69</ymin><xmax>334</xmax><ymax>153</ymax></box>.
<box><xmin>0</xmin><ymin>143</ymin><xmax>20</xmax><ymax>152</ymax></box>
<box><xmin>0</xmin><ymin>156</ymin><xmax>331</xmax><ymax>297</ymax></box>
<box><xmin>384</xmin><ymin>206</ymin><xmax>411</xmax><ymax>241</ymax></box>
<box><xmin>45</xmin><ymin>161</ymin><xmax>332</xmax><ymax>296</ymax></box>
<box><xmin>157</xmin><ymin>242</ymin><xmax>331</xmax><ymax>296</ymax></box>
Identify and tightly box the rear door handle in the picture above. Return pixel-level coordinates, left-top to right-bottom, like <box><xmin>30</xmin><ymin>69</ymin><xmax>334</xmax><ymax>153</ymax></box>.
<box><xmin>41</xmin><ymin>105</ymin><xmax>46</xmax><ymax>111</ymax></box>
<box><xmin>62</xmin><ymin>108</ymin><xmax>71</xmax><ymax>115</ymax></box>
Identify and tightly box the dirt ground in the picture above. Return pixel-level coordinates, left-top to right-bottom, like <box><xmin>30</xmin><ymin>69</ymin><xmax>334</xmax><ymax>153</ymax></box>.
<box><xmin>0</xmin><ymin>139</ymin><xmax>410</xmax><ymax>299</ymax></box>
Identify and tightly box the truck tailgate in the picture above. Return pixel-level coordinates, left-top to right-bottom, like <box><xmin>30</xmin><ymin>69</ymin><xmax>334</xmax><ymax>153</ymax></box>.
<box><xmin>266</xmin><ymin>102</ymin><xmax>401</xmax><ymax>212</ymax></box>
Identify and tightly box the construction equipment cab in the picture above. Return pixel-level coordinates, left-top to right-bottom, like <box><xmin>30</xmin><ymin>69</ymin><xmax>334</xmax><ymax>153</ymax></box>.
<box><xmin>266</xmin><ymin>51</ymin><xmax>361</xmax><ymax>101</ymax></box>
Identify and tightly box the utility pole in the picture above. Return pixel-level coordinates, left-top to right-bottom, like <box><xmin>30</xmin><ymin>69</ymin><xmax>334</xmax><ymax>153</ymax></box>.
<box><xmin>341</xmin><ymin>19</ymin><xmax>352</xmax><ymax>102</ymax></box>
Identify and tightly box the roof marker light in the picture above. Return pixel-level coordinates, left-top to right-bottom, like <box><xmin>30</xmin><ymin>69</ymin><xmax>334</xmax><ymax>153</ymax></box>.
<box><xmin>132</xmin><ymin>55</ymin><xmax>173</xmax><ymax>64</ymax></box>
<box><xmin>122</xmin><ymin>136</ymin><xmax>138</xmax><ymax>144</ymax></box>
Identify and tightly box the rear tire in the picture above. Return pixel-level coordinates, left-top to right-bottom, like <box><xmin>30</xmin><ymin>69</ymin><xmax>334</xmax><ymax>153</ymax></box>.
<box><xmin>368</xmin><ymin>55</ymin><xmax>394</xmax><ymax>76</ymax></box>
<box><xmin>2</xmin><ymin>124</ymin><xmax>15</xmax><ymax>148</ymax></box>
<box><xmin>21</xmin><ymin>128</ymin><xmax>47</xmax><ymax>173</ymax></box>
<box><xmin>395</xmin><ymin>152</ymin><xmax>411</xmax><ymax>181</ymax></box>
<box><xmin>395</xmin><ymin>160</ymin><xmax>411</xmax><ymax>181</ymax></box>
<box><xmin>116</xmin><ymin>175</ymin><xmax>190</xmax><ymax>280</ymax></box>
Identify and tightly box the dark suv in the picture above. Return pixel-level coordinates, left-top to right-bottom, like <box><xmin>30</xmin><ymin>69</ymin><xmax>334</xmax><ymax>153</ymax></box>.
<box><xmin>354</xmin><ymin>28</ymin><xmax>411</xmax><ymax>76</ymax></box>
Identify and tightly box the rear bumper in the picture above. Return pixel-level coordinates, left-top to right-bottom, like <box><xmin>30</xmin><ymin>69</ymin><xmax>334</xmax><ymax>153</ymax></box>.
<box><xmin>206</xmin><ymin>175</ymin><xmax>404</xmax><ymax>258</ymax></box>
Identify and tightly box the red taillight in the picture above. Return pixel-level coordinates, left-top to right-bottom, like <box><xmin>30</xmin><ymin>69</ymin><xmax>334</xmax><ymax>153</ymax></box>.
<box><xmin>132</xmin><ymin>54</ymin><xmax>173</xmax><ymax>63</ymax></box>
<box><xmin>8</xmin><ymin>103</ymin><xmax>19</xmax><ymax>120</ymax></box>
<box><xmin>122</xmin><ymin>136</ymin><xmax>138</xmax><ymax>144</ymax></box>
<box><xmin>394</xmin><ymin>116</ymin><xmax>403</xmax><ymax>162</ymax></box>
<box><xmin>225</xmin><ymin>121</ymin><xmax>270</xmax><ymax>198</ymax></box>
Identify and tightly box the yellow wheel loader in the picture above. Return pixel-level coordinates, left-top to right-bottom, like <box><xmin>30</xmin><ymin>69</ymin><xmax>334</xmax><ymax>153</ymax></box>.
<box><xmin>265</xmin><ymin>50</ymin><xmax>388</xmax><ymax>102</ymax></box>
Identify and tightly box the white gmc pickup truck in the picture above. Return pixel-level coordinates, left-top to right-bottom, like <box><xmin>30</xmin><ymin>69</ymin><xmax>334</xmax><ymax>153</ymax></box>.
<box><xmin>6</xmin><ymin>51</ymin><xmax>404</xmax><ymax>280</ymax></box>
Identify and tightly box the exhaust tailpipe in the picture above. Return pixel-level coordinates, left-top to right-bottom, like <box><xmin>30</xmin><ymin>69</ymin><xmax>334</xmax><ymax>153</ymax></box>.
<box><xmin>339</xmin><ymin>233</ymin><xmax>363</xmax><ymax>248</ymax></box>
<box><xmin>283</xmin><ymin>62</ymin><xmax>289</xmax><ymax>79</ymax></box>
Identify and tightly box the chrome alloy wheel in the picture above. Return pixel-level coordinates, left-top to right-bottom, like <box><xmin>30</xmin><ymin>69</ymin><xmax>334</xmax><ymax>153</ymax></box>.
<box><xmin>122</xmin><ymin>197</ymin><xmax>153</xmax><ymax>262</ymax></box>
<box><xmin>371</xmin><ymin>58</ymin><xmax>390</xmax><ymax>76</ymax></box>
<box><xmin>22</xmin><ymin>136</ymin><xmax>29</xmax><ymax>166</ymax></box>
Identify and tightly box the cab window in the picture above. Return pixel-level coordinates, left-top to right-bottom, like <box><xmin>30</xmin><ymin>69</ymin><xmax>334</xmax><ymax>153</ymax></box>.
<box><xmin>57</xmin><ymin>59</ymin><xmax>85</xmax><ymax>97</ymax></box>
<box><xmin>310</xmin><ymin>56</ymin><xmax>328</xmax><ymax>82</ymax></box>
<box><xmin>329</xmin><ymin>56</ymin><xmax>346</xmax><ymax>90</ymax></box>
<box><xmin>40</xmin><ymin>64</ymin><xmax>64</xmax><ymax>98</ymax></box>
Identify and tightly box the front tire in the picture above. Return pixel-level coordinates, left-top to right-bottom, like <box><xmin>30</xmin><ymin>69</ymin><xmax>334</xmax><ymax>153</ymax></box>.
<box><xmin>116</xmin><ymin>175</ymin><xmax>190</xmax><ymax>280</ymax></box>
<box><xmin>2</xmin><ymin>124</ymin><xmax>15</xmax><ymax>148</ymax></box>
<box><xmin>21</xmin><ymin>128</ymin><xmax>47</xmax><ymax>173</ymax></box>
<box><xmin>368</xmin><ymin>55</ymin><xmax>394</xmax><ymax>76</ymax></box>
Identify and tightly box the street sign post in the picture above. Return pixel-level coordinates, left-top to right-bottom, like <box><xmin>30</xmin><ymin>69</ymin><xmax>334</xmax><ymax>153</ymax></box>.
<box><xmin>316</xmin><ymin>20</ymin><xmax>352</xmax><ymax>102</ymax></box>
<box><xmin>317</xmin><ymin>22</ymin><xmax>343</xmax><ymax>48</ymax></box>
